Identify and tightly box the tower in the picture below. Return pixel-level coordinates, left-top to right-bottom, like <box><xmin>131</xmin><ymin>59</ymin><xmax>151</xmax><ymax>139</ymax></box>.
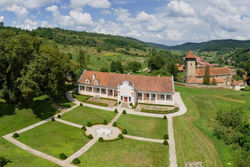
<box><xmin>185</xmin><ymin>51</ymin><xmax>196</xmax><ymax>83</ymax></box>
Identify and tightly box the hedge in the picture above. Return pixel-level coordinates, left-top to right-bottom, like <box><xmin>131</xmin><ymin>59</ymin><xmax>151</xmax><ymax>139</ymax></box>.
<box><xmin>141</xmin><ymin>107</ymin><xmax>179</xmax><ymax>114</ymax></box>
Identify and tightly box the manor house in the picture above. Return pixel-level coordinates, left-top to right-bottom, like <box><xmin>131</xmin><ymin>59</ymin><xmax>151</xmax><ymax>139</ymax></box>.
<box><xmin>78</xmin><ymin>70</ymin><xmax>175</xmax><ymax>105</ymax></box>
<box><xmin>185</xmin><ymin>51</ymin><xmax>233</xmax><ymax>86</ymax></box>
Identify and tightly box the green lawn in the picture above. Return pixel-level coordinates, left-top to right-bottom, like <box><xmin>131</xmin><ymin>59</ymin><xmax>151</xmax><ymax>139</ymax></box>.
<box><xmin>61</xmin><ymin>106</ymin><xmax>116</xmax><ymax>125</ymax></box>
<box><xmin>0</xmin><ymin>96</ymin><xmax>59</xmax><ymax>167</ymax></box>
<box><xmin>17</xmin><ymin>121</ymin><xmax>89</xmax><ymax>158</ymax></box>
<box><xmin>117</xmin><ymin>114</ymin><xmax>167</xmax><ymax>139</ymax></box>
<box><xmin>174</xmin><ymin>85</ymin><xmax>250</xmax><ymax>167</ymax></box>
<box><xmin>79</xmin><ymin>138</ymin><xmax>169</xmax><ymax>167</ymax></box>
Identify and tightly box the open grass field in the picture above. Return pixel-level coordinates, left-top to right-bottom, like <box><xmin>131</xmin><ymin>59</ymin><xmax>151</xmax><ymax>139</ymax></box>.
<box><xmin>61</xmin><ymin>106</ymin><xmax>116</xmax><ymax>125</ymax></box>
<box><xmin>78</xmin><ymin>138</ymin><xmax>169</xmax><ymax>167</ymax></box>
<box><xmin>117</xmin><ymin>114</ymin><xmax>167</xmax><ymax>139</ymax></box>
<box><xmin>17</xmin><ymin>121</ymin><xmax>89</xmax><ymax>158</ymax></box>
<box><xmin>0</xmin><ymin>96</ymin><xmax>59</xmax><ymax>167</ymax></box>
<box><xmin>174</xmin><ymin>85</ymin><xmax>250</xmax><ymax>167</ymax></box>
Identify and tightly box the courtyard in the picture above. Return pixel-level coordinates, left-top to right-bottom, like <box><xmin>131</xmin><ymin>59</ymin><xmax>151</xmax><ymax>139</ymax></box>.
<box><xmin>1</xmin><ymin>91</ymin><xmax>184</xmax><ymax>167</ymax></box>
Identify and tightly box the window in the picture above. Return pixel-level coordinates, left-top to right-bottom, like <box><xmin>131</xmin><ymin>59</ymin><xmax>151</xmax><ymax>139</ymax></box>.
<box><xmin>129</xmin><ymin>97</ymin><xmax>131</xmax><ymax>101</ymax></box>
<box><xmin>138</xmin><ymin>93</ymin><xmax>142</xmax><ymax>97</ymax></box>
<box><xmin>146</xmin><ymin>94</ymin><xmax>149</xmax><ymax>98</ymax></box>
<box><xmin>96</xmin><ymin>88</ymin><xmax>100</xmax><ymax>93</ymax></box>
<box><xmin>80</xmin><ymin>86</ymin><xmax>84</xmax><ymax>90</ymax></box>
<box><xmin>160</xmin><ymin>95</ymin><xmax>165</xmax><ymax>99</ymax></box>
<box><xmin>166</xmin><ymin>95</ymin><xmax>171</xmax><ymax>100</ymax></box>
<box><xmin>89</xmin><ymin>87</ymin><xmax>92</xmax><ymax>91</ymax></box>
<box><xmin>85</xmin><ymin>79</ymin><xmax>90</xmax><ymax>84</ymax></box>
<box><xmin>121</xmin><ymin>96</ymin><xmax>123</xmax><ymax>100</ymax></box>
<box><xmin>152</xmin><ymin>94</ymin><xmax>156</xmax><ymax>98</ymax></box>
<box><xmin>94</xmin><ymin>80</ymin><xmax>99</xmax><ymax>85</ymax></box>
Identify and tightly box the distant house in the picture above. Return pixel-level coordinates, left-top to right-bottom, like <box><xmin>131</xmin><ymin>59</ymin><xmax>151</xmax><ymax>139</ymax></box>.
<box><xmin>231</xmin><ymin>80</ymin><xmax>245</xmax><ymax>90</ymax></box>
<box><xmin>185</xmin><ymin>51</ymin><xmax>233</xmax><ymax>86</ymax></box>
<box><xmin>177</xmin><ymin>64</ymin><xmax>184</xmax><ymax>72</ymax></box>
<box><xmin>78</xmin><ymin>70</ymin><xmax>175</xmax><ymax>105</ymax></box>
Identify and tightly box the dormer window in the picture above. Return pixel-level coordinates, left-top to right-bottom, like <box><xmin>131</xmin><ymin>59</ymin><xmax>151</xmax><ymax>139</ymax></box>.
<box><xmin>94</xmin><ymin>80</ymin><xmax>99</xmax><ymax>85</ymax></box>
<box><xmin>85</xmin><ymin>79</ymin><xmax>90</xmax><ymax>84</ymax></box>
<box><xmin>93</xmin><ymin>74</ymin><xmax>96</xmax><ymax>80</ymax></box>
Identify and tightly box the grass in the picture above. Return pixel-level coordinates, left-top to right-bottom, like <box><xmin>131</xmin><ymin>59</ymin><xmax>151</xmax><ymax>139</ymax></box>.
<box><xmin>61</xmin><ymin>106</ymin><xmax>116</xmax><ymax>125</ymax></box>
<box><xmin>174</xmin><ymin>85</ymin><xmax>250</xmax><ymax>167</ymax></box>
<box><xmin>0</xmin><ymin>97</ymin><xmax>59</xmax><ymax>167</ymax></box>
<box><xmin>73</xmin><ymin>94</ymin><xmax>109</xmax><ymax>107</ymax></box>
<box><xmin>17</xmin><ymin>121</ymin><xmax>90</xmax><ymax>158</ymax></box>
<box><xmin>117</xmin><ymin>114</ymin><xmax>167</xmax><ymax>139</ymax></box>
<box><xmin>141</xmin><ymin>107</ymin><xmax>179</xmax><ymax>114</ymax></box>
<box><xmin>78</xmin><ymin>138</ymin><xmax>169</xmax><ymax>167</ymax></box>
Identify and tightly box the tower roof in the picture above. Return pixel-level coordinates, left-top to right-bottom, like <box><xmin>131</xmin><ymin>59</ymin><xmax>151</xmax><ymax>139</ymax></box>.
<box><xmin>185</xmin><ymin>51</ymin><xmax>196</xmax><ymax>59</ymax></box>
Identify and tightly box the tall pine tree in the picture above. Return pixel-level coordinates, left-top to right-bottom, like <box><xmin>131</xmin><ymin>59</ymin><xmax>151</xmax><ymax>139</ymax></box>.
<box><xmin>203</xmin><ymin>66</ymin><xmax>210</xmax><ymax>85</ymax></box>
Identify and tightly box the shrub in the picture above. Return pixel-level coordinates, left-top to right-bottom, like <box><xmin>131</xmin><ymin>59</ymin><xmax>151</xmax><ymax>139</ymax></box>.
<box><xmin>129</xmin><ymin>103</ymin><xmax>133</xmax><ymax>107</ymax></box>
<box><xmin>119</xmin><ymin>134</ymin><xmax>124</xmax><ymax>139</ymax></box>
<box><xmin>86</xmin><ymin>122</ymin><xmax>92</xmax><ymax>127</ymax></box>
<box><xmin>163</xmin><ymin>115</ymin><xmax>167</xmax><ymax>119</ymax></box>
<box><xmin>51</xmin><ymin>117</ymin><xmax>55</xmax><ymax>121</ymax></box>
<box><xmin>103</xmin><ymin>120</ymin><xmax>108</xmax><ymax>125</ymax></box>
<box><xmin>88</xmin><ymin>134</ymin><xmax>93</xmax><ymax>139</ymax></box>
<box><xmin>118</xmin><ymin>101</ymin><xmax>121</xmax><ymax>104</ymax></box>
<box><xmin>112</xmin><ymin>122</ymin><xmax>117</xmax><ymax>127</ymax></box>
<box><xmin>98</xmin><ymin>137</ymin><xmax>104</xmax><ymax>142</ymax></box>
<box><xmin>122</xmin><ymin>129</ymin><xmax>127</xmax><ymax>134</ymax></box>
<box><xmin>80</xmin><ymin>103</ymin><xmax>83</xmax><ymax>106</ymax></box>
<box><xmin>81</xmin><ymin>126</ymin><xmax>86</xmax><ymax>131</ymax></box>
<box><xmin>0</xmin><ymin>157</ymin><xmax>10</xmax><ymax>166</ymax></box>
<box><xmin>13</xmin><ymin>133</ymin><xmax>19</xmax><ymax>138</ymax></box>
<box><xmin>163</xmin><ymin>140</ymin><xmax>168</xmax><ymax>145</ymax></box>
<box><xmin>72</xmin><ymin>158</ymin><xmax>81</xmax><ymax>165</ymax></box>
<box><xmin>114</xmin><ymin>109</ymin><xmax>118</xmax><ymax>113</ymax></box>
<box><xmin>59</xmin><ymin>153</ymin><xmax>67</xmax><ymax>160</ymax></box>
<box><xmin>163</xmin><ymin>134</ymin><xmax>168</xmax><ymax>140</ymax></box>
<box><xmin>122</xmin><ymin>110</ymin><xmax>126</xmax><ymax>114</ymax></box>
<box><xmin>57</xmin><ymin>115</ymin><xmax>61</xmax><ymax>118</ymax></box>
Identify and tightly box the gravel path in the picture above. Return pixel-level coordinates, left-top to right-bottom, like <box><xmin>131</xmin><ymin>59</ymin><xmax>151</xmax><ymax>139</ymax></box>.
<box><xmin>124</xmin><ymin>135</ymin><xmax>165</xmax><ymax>143</ymax></box>
<box><xmin>2</xmin><ymin>91</ymin><xmax>187</xmax><ymax>167</ymax></box>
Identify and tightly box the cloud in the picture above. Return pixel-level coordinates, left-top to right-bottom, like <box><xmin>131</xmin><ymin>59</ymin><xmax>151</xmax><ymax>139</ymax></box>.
<box><xmin>166</xmin><ymin>0</ymin><xmax>196</xmax><ymax>17</ymax></box>
<box><xmin>70</xmin><ymin>0</ymin><xmax>111</xmax><ymax>9</ymax></box>
<box><xmin>13</xmin><ymin>19</ymin><xmax>38</xmax><ymax>30</ymax></box>
<box><xmin>46</xmin><ymin>5</ymin><xmax>94</xmax><ymax>28</ymax></box>
<box><xmin>0</xmin><ymin>16</ymin><xmax>4</xmax><ymax>22</ymax></box>
<box><xmin>6</xmin><ymin>4</ymin><xmax>29</xmax><ymax>18</ymax></box>
<box><xmin>0</xmin><ymin>0</ymin><xmax>58</xmax><ymax>9</ymax></box>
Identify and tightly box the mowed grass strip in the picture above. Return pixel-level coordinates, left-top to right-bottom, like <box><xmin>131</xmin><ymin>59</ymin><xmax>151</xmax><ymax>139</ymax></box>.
<box><xmin>174</xmin><ymin>85</ymin><xmax>249</xmax><ymax>167</ymax></box>
<box><xmin>17</xmin><ymin>121</ymin><xmax>90</xmax><ymax>158</ymax></box>
<box><xmin>117</xmin><ymin>114</ymin><xmax>167</xmax><ymax>139</ymax></box>
<box><xmin>78</xmin><ymin>138</ymin><xmax>169</xmax><ymax>167</ymax></box>
<box><xmin>61</xmin><ymin>106</ymin><xmax>116</xmax><ymax>125</ymax></box>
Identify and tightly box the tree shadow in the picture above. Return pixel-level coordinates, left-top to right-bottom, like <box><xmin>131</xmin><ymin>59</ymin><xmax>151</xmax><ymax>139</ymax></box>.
<box><xmin>0</xmin><ymin>102</ymin><xmax>15</xmax><ymax>118</ymax></box>
<box><xmin>32</xmin><ymin>97</ymin><xmax>57</xmax><ymax>120</ymax></box>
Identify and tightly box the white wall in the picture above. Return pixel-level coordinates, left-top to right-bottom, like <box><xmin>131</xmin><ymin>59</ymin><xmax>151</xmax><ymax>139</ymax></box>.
<box><xmin>118</xmin><ymin>80</ymin><xmax>136</xmax><ymax>105</ymax></box>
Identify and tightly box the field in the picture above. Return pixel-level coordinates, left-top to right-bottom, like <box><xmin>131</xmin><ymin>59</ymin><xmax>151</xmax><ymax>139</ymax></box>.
<box><xmin>78</xmin><ymin>138</ymin><xmax>169</xmax><ymax>167</ymax></box>
<box><xmin>117</xmin><ymin>114</ymin><xmax>168</xmax><ymax>139</ymax></box>
<box><xmin>17</xmin><ymin>121</ymin><xmax>90</xmax><ymax>158</ymax></box>
<box><xmin>0</xmin><ymin>96</ymin><xmax>59</xmax><ymax>167</ymax></box>
<box><xmin>174</xmin><ymin>85</ymin><xmax>250</xmax><ymax>167</ymax></box>
<box><xmin>61</xmin><ymin>106</ymin><xmax>116</xmax><ymax>125</ymax></box>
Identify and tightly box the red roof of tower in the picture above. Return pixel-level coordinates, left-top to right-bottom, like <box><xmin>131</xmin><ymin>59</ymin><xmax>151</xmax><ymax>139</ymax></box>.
<box><xmin>185</xmin><ymin>51</ymin><xmax>196</xmax><ymax>59</ymax></box>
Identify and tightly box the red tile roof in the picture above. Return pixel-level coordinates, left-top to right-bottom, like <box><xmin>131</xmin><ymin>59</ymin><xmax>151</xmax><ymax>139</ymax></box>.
<box><xmin>185</xmin><ymin>50</ymin><xmax>196</xmax><ymax>59</ymax></box>
<box><xmin>232</xmin><ymin>80</ymin><xmax>244</xmax><ymax>86</ymax></box>
<box><xmin>198</xmin><ymin>78</ymin><xmax>223</xmax><ymax>84</ymax></box>
<box><xmin>79</xmin><ymin>70</ymin><xmax>174</xmax><ymax>93</ymax></box>
<box><xmin>196</xmin><ymin>67</ymin><xmax>232</xmax><ymax>77</ymax></box>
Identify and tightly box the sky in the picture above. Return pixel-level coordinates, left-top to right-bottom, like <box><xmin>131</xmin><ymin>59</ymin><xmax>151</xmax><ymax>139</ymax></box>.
<box><xmin>0</xmin><ymin>0</ymin><xmax>250</xmax><ymax>45</ymax></box>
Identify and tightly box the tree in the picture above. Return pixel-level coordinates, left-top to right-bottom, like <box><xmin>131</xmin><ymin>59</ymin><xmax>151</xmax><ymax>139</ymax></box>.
<box><xmin>211</xmin><ymin>78</ymin><xmax>217</xmax><ymax>85</ymax></box>
<box><xmin>148</xmin><ymin>55</ymin><xmax>165</xmax><ymax>71</ymax></box>
<box><xmin>127</xmin><ymin>61</ymin><xmax>141</xmax><ymax>73</ymax></box>
<box><xmin>244</xmin><ymin>59</ymin><xmax>250</xmax><ymax>85</ymax></box>
<box><xmin>77</xmin><ymin>50</ymin><xmax>87</xmax><ymax>70</ymax></box>
<box><xmin>100</xmin><ymin>67</ymin><xmax>109</xmax><ymax>72</ymax></box>
<box><xmin>203</xmin><ymin>66</ymin><xmax>210</xmax><ymax>85</ymax></box>
<box><xmin>168</xmin><ymin>62</ymin><xmax>178</xmax><ymax>81</ymax></box>
<box><xmin>110</xmin><ymin>61</ymin><xmax>116</xmax><ymax>72</ymax></box>
<box><xmin>0</xmin><ymin>157</ymin><xmax>10</xmax><ymax>166</ymax></box>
